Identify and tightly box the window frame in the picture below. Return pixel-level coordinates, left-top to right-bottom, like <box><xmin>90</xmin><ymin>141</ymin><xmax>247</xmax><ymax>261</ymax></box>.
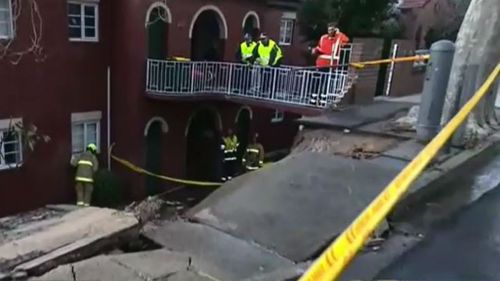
<box><xmin>278</xmin><ymin>18</ymin><xmax>294</xmax><ymax>46</ymax></box>
<box><xmin>67</xmin><ymin>1</ymin><xmax>99</xmax><ymax>42</ymax></box>
<box><xmin>271</xmin><ymin>110</ymin><xmax>285</xmax><ymax>123</ymax></box>
<box><xmin>0</xmin><ymin>0</ymin><xmax>14</xmax><ymax>40</ymax></box>
<box><xmin>71</xmin><ymin>111</ymin><xmax>101</xmax><ymax>154</ymax></box>
<box><xmin>0</xmin><ymin>118</ymin><xmax>23</xmax><ymax>170</ymax></box>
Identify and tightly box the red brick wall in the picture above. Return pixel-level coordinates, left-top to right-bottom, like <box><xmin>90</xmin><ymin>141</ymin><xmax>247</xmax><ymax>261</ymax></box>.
<box><xmin>349</xmin><ymin>38</ymin><xmax>385</xmax><ymax>104</ymax></box>
<box><xmin>0</xmin><ymin>0</ymin><xmax>305</xmax><ymax>215</ymax></box>
<box><xmin>0</xmin><ymin>0</ymin><xmax>111</xmax><ymax>216</ymax></box>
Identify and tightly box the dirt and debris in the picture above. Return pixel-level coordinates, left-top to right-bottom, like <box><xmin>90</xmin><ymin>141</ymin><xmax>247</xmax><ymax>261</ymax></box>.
<box><xmin>390</xmin><ymin>105</ymin><xmax>419</xmax><ymax>132</ymax></box>
<box><xmin>292</xmin><ymin>129</ymin><xmax>399</xmax><ymax>159</ymax></box>
<box><xmin>125</xmin><ymin>196</ymin><xmax>166</xmax><ymax>225</ymax></box>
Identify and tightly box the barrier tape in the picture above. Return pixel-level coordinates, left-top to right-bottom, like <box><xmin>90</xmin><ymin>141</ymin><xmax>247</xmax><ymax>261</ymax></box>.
<box><xmin>109</xmin><ymin>144</ymin><xmax>222</xmax><ymax>187</ymax></box>
<box><xmin>301</xmin><ymin>55</ymin><xmax>430</xmax><ymax>71</ymax></box>
<box><xmin>349</xmin><ymin>54</ymin><xmax>430</xmax><ymax>69</ymax></box>
<box><xmin>299</xmin><ymin>63</ymin><xmax>500</xmax><ymax>281</ymax></box>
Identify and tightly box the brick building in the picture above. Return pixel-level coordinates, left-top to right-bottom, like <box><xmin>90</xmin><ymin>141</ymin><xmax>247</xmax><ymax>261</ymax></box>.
<box><xmin>0</xmin><ymin>0</ymin><xmax>314</xmax><ymax>216</ymax></box>
<box><xmin>398</xmin><ymin>0</ymin><xmax>457</xmax><ymax>49</ymax></box>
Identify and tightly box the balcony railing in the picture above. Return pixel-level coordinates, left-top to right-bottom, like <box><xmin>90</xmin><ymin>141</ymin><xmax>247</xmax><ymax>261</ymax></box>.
<box><xmin>146</xmin><ymin>46</ymin><xmax>356</xmax><ymax>108</ymax></box>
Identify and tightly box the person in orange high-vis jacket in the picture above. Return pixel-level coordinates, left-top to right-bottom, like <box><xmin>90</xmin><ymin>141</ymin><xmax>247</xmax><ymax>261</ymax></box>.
<box><xmin>312</xmin><ymin>22</ymin><xmax>350</xmax><ymax>69</ymax></box>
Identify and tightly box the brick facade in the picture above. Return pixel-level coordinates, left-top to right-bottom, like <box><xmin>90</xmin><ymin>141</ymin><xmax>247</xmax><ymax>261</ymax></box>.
<box><xmin>0</xmin><ymin>0</ymin><xmax>306</xmax><ymax>215</ymax></box>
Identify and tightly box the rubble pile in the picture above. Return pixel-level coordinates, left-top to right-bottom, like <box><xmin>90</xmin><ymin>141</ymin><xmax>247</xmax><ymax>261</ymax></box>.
<box><xmin>292</xmin><ymin>129</ymin><xmax>398</xmax><ymax>159</ymax></box>
<box><xmin>125</xmin><ymin>196</ymin><xmax>165</xmax><ymax>225</ymax></box>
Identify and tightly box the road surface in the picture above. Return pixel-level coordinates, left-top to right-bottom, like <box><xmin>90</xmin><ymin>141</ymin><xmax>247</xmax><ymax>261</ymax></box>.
<box><xmin>377</xmin><ymin>166</ymin><xmax>500</xmax><ymax>280</ymax></box>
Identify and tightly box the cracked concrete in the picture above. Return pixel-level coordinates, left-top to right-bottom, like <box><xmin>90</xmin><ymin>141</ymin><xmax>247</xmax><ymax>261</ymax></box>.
<box><xmin>0</xmin><ymin>207</ymin><xmax>139</xmax><ymax>279</ymax></box>
<box><xmin>187</xmin><ymin>152</ymin><xmax>397</xmax><ymax>262</ymax></box>
<box><xmin>30</xmin><ymin>251</ymin><xmax>214</xmax><ymax>281</ymax></box>
<box><xmin>144</xmin><ymin>221</ymin><xmax>295</xmax><ymax>281</ymax></box>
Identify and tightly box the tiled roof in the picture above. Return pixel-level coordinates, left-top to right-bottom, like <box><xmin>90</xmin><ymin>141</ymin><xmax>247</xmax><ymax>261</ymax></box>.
<box><xmin>399</xmin><ymin>0</ymin><xmax>431</xmax><ymax>9</ymax></box>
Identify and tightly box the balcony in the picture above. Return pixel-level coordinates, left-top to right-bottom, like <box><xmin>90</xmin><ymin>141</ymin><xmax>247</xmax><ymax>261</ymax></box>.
<box><xmin>145</xmin><ymin>46</ymin><xmax>357</xmax><ymax>110</ymax></box>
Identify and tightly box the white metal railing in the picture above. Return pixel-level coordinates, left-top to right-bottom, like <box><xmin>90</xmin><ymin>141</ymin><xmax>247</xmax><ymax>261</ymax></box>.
<box><xmin>146</xmin><ymin>46</ymin><xmax>354</xmax><ymax>108</ymax></box>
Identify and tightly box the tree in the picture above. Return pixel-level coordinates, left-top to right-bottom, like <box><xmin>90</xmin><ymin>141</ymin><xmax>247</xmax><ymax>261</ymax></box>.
<box><xmin>298</xmin><ymin>0</ymin><xmax>401</xmax><ymax>43</ymax></box>
<box><xmin>0</xmin><ymin>0</ymin><xmax>45</xmax><ymax>64</ymax></box>
<box><xmin>440</xmin><ymin>0</ymin><xmax>500</xmax><ymax>146</ymax></box>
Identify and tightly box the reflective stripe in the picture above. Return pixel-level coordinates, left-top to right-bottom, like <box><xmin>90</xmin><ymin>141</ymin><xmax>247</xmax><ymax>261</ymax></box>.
<box><xmin>78</xmin><ymin>160</ymin><xmax>93</xmax><ymax>166</ymax></box>
<box><xmin>246</xmin><ymin>166</ymin><xmax>259</xmax><ymax>170</ymax></box>
<box><xmin>76</xmin><ymin>177</ymin><xmax>93</xmax><ymax>183</ymax></box>
<box><xmin>319</xmin><ymin>54</ymin><xmax>332</xmax><ymax>60</ymax></box>
<box><xmin>247</xmin><ymin>148</ymin><xmax>260</xmax><ymax>153</ymax></box>
<box><xmin>77</xmin><ymin>201</ymin><xmax>85</xmax><ymax>206</ymax></box>
<box><xmin>318</xmin><ymin>54</ymin><xmax>339</xmax><ymax>60</ymax></box>
<box><xmin>225</xmin><ymin>157</ymin><xmax>238</xmax><ymax>161</ymax></box>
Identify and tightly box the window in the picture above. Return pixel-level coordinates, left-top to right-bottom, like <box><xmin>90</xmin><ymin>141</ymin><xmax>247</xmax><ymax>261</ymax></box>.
<box><xmin>71</xmin><ymin>111</ymin><xmax>101</xmax><ymax>154</ymax></box>
<box><xmin>271</xmin><ymin>110</ymin><xmax>284</xmax><ymax>123</ymax></box>
<box><xmin>279</xmin><ymin>18</ymin><xmax>294</xmax><ymax>45</ymax></box>
<box><xmin>0</xmin><ymin>0</ymin><xmax>13</xmax><ymax>39</ymax></box>
<box><xmin>0</xmin><ymin>119</ymin><xmax>23</xmax><ymax>169</ymax></box>
<box><xmin>68</xmin><ymin>1</ymin><xmax>98</xmax><ymax>42</ymax></box>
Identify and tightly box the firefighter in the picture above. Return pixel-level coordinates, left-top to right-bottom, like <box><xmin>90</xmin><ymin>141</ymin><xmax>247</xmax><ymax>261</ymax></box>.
<box><xmin>71</xmin><ymin>143</ymin><xmax>99</xmax><ymax>207</ymax></box>
<box><xmin>236</xmin><ymin>33</ymin><xmax>257</xmax><ymax>65</ymax></box>
<box><xmin>242</xmin><ymin>133</ymin><xmax>265</xmax><ymax>172</ymax></box>
<box><xmin>222</xmin><ymin>128</ymin><xmax>239</xmax><ymax>181</ymax></box>
<box><xmin>311</xmin><ymin>22</ymin><xmax>350</xmax><ymax>69</ymax></box>
<box><xmin>253</xmin><ymin>33</ymin><xmax>283</xmax><ymax>67</ymax></box>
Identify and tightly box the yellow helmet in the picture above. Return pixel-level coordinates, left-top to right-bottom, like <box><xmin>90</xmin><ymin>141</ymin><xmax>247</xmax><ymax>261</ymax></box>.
<box><xmin>87</xmin><ymin>143</ymin><xmax>97</xmax><ymax>153</ymax></box>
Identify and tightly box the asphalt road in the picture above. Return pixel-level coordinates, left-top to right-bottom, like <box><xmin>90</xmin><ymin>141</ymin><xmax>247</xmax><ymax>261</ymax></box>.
<box><xmin>377</xmin><ymin>183</ymin><xmax>500</xmax><ymax>280</ymax></box>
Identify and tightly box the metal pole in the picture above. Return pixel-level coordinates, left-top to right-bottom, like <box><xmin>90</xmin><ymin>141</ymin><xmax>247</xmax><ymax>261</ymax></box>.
<box><xmin>227</xmin><ymin>63</ymin><xmax>233</xmax><ymax>95</ymax></box>
<box><xmin>385</xmin><ymin>43</ymin><xmax>399</xmax><ymax>96</ymax></box>
<box><xmin>106</xmin><ymin>66</ymin><xmax>111</xmax><ymax>170</ymax></box>
<box><xmin>416</xmin><ymin>40</ymin><xmax>455</xmax><ymax>142</ymax></box>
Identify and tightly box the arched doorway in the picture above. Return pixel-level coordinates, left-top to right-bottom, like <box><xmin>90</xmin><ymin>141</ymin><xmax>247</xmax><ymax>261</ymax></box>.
<box><xmin>185</xmin><ymin>108</ymin><xmax>222</xmax><ymax>181</ymax></box>
<box><xmin>242</xmin><ymin>11</ymin><xmax>260</xmax><ymax>39</ymax></box>
<box><xmin>145</xmin><ymin>118</ymin><xmax>168</xmax><ymax>195</ymax></box>
<box><xmin>146</xmin><ymin>3</ymin><xmax>171</xmax><ymax>59</ymax></box>
<box><xmin>190</xmin><ymin>6</ymin><xmax>228</xmax><ymax>61</ymax></box>
<box><xmin>235</xmin><ymin>107</ymin><xmax>252</xmax><ymax>163</ymax></box>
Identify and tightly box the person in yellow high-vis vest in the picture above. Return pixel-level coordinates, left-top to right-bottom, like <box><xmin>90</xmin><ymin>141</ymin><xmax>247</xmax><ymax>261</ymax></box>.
<box><xmin>253</xmin><ymin>33</ymin><xmax>283</xmax><ymax>67</ymax></box>
<box><xmin>221</xmin><ymin>129</ymin><xmax>239</xmax><ymax>181</ymax></box>
<box><xmin>71</xmin><ymin>143</ymin><xmax>99</xmax><ymax>207</ymax></box>
<box><xmin>236</xmin><ymin>33</ymin><xmax>257</xmax><ymax>65</ymax></box>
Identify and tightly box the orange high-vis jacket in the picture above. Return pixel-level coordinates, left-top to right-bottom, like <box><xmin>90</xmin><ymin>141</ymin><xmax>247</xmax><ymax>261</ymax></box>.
<box><xmin>314</xmin><ymin>32</ymin><xmax>350</xmax><ymax>68</ymax></box>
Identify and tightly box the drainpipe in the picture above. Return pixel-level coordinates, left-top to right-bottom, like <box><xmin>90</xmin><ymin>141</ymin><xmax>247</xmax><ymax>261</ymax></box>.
<box><xmin>107</xmin><ymin>66</ymin><xmax>111</xmax><ymax>170</ymax></box>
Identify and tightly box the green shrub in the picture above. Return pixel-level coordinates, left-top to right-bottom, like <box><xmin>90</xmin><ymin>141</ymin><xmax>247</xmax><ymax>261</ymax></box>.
<box><xmin>93</xmin><ymin>169</ymin><xmax>124</xmax><ymax>208</ymax></box>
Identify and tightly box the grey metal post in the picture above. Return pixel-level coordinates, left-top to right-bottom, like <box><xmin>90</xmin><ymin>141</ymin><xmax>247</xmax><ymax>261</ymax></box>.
<box><xmin>417</xmin><ymin>40</ymin><xmax>456</xmax><ymax>142</ymax></box>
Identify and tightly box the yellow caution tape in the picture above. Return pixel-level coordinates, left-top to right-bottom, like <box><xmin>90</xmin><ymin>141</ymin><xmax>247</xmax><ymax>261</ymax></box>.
<box><xmin>350</xmin><ymin>55</ymin><xmax>430</xmax><ymax>69</ymax></box>
<box><xmin>109</xmin><ymin>144</ymin><xmax>222</xmax><ymax>187</ymax></box>
<box><xmin>299</xmin><ymin>63</ymin><xmax>500</xmax><ymax>281</ymax></box>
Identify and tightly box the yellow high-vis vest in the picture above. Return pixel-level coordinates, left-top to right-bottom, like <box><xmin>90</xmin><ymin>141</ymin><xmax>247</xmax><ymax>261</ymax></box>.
<box><xmin>257</xmin><ymin>39</ymin><xmax>283</xmax><ymax>66</ymax></box>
